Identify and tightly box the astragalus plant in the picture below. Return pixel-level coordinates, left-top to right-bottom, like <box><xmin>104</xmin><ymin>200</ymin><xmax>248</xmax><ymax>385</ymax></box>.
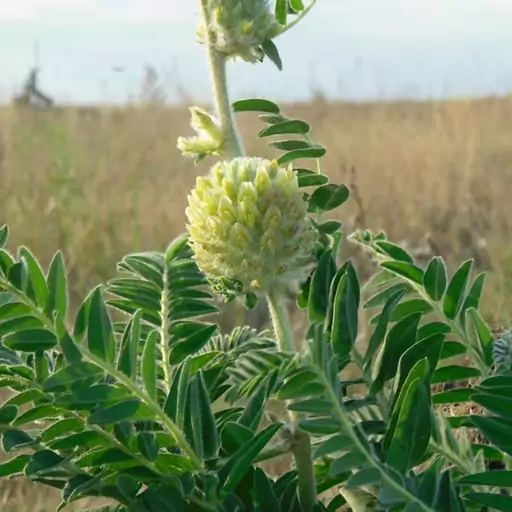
<box><xmin>0</xmin><ymin>1</ymin><xmax>511</xmax><ymax>511</ymax></box>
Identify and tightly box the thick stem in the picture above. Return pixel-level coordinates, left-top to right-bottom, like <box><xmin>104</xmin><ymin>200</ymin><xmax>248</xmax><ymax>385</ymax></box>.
<box><xmin>267</xmin><ymin>291</ymin><xmax>317</xmax><ymax>512</ymax></box>
<box><xmin>267</xmin><ymin>293</ymin><xmax>295</xmax><ymax>353</ymax></box>
<box><xmin>200</xmin><ymin>0</ymin><xmax>244</xmax><ymax>159</ymax></box>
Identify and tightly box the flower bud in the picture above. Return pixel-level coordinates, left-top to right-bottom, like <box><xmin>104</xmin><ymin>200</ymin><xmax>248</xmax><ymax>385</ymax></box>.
<box><xmin>186</xmin><ymin>157</ymin><xmax>317</xmax><ymax>296</ymax></box>
<box><xmin>177</xmin><ymin>106</ymin><xmax>224</xmax><ymax>162</ymax></box>
<box><xmin>197</xmin><ymin>0</ymin><xmax>281</xmax><ymax>63</ymax></box>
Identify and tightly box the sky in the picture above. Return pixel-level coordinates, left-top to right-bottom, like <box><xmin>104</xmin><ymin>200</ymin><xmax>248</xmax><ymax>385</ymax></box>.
<box><xmin>1</xmin><ymin>0</ymin><xmax>512</xmax><ymax>105</ymax></box>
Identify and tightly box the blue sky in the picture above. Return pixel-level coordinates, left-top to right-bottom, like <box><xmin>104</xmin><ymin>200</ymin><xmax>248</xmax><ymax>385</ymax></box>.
<box><xmin>1</xmin><ymin>0</ymin><xmax>512</xmax><ymax>104</ymax></box>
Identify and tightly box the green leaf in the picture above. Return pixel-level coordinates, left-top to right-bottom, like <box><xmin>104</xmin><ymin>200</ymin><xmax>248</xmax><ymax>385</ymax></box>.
<box><xmin>472</xmin><ymin>392</ymin><xmax>512</xmax><ymax>422</ymax></box>
<box><xmin>0</xmin><ymin>225</ymin><xmax>8</xmax><ymax>248</ymax></box>
<box><xmin>375</xmin><ymin>241</ymin><xmax>414</xmax><ymax>263</ymax></box>
<box><xmin>385</xmin><ymin>358</ymin><xmax>431</xmax><ymax>472</ymax></box>
<box><xmin>313</xmin><ymin>434</ymin><xmax>353</xmax><ymax>458</ymax></box>
<box><xmin>137</xmin><ymin>432</ymin><xmax>159</xmax><ymax>461</ymax></box>
<box><xmin>384</xmin><ymin>298</ymin><xmax>433</xmax><ymax>323</ymax></box>
<box><xmin>460</xmin><ymin>273</ymin><xmax>486</xmax><ymax>330</ymax></box>
<box><xmin>0</xmin><ymin>454</ymin><xmax>30</xmax><ymax>477</ymax></box>
<box><xmin>442</xmin><ymin>260</ymin><xmax>473</xmax><ymax>320</ymax></box>
<box><xmin>49</xmin><ymin>431</ymin><xmax>107</xmax><ymax>451</ymax></box>
<box><xmin>299</xmin><ymin>418</ymin><xmax>341</xmax><ymax>436</ymax></box>
<box><xmin>316</xmin><ymin>220</ymin><xmax>342</xmax><ymax>234</ymax></box>
<box><xmin>466</xmin><ymin>307</ymin><xmax>494</xmax><ymax>366</ymax></box>
<box><xmin>331</xmin><ymin>264</ymin><xmax>359</xmax><ymax>361</ymax></box>
<box><xmin>364</xmin><ymin>288</ymin><xmax>406</xmax><ymax>367</ymax></box>
<box><xmin>370</xmin><ymin>312</ymin><xmax>422</xmax><ymax>394</ymax></box>
<box><xmin>19</xmin><ymin>247</ymin><xmax>48</xmax><ymax>307</ymax></box>
<box><xmin>464</xmin><ymin>492</ymin><xmax>512</xmax><ymax>511</ymax></box>
<box><xmin>289</xmin><ymin>0</ymin><xmax>305</xmax><ymax>11</ymax></box>
<box><xmin>44</xmin><ymin>251</ymin><xmax>68</xmax><ymax>319</ymax></box>
<box><xmin>117</xmin><ymin>310</ymin><xmax>141</xmax><ymax>379</ymax></box>
<box><xmin>380</xmin><ymin>261</ymin><xmax>424</xmax><ymax>285</ymax></box>
<box><xmin>288</xmin><ymin>398</ymin><xmax>332</xmax><ymax>415</ymax></box>
<box><xmin>277</xmin><ymin>369</ymin><xmax>321</xmax><ymax>400</ymax></box>
<box><xmin>54</xmin><ymin>313</ymin><xmax>82</xmax><ymax>364</ymax></box>
<box><xmin>221</xmin><ymin>422</ymin><xmax>253</xmax><ymax>454</ymax></box>
<box><xmin>459</xmin><ymin>471</ymin><xmax>512</xmax><ymax>486</ymax></box>
<box><xmin>269</xmin><ymin>139</ymin><xmax>310</xmax><ymax>151</ymax></box>
<box><xmin>277</xmin><ymin>147</ymin><xmax>326</xmax><ymax>165</ymax></box>
<box><xmin>431</xmin><ymin>365</ymin><xmax>481</xmax><ymax>385</ymax></box>
<box><xmin>330</xmin><ymin>451</ymin><xmax>367</xmax><ymax>475</ymax></box>
<box><xmin>345</xmin><ymin>467</ymin><xmax>381</xmax><ymax>489</ymax></box>
<box><xmin>218</xmin><ymin>423</ymin><xmax>281</xmax><ymax>496</ymax></box>
<box><xmin>296</xmin><ymin>169</ymin><xmax>329</xmax><ymax>188</ymax></box>
<box><xmin>470</xmin><ymin>415</ymin><xmax>512</xmax><ymax>457</ymax></box>
<box><xmin>308</xmin><ymin>184</ymin><xmax>350</xmax><ymax>213</ymax></box>
<box><xmin>41</xmin><ymin>418</ymin><xmax>84</xmax><ymax>442</ymax></box>
<box><xmin>275</xmin><ymin>0</ymin><xmax>287</xmax><ymax>25</ymax></box>
<box><xmin>0</xmin><ymin>405</ymin><xmax>18</xmax><ymax>424</ymax></box>
<box><xmin>363</xmin><ymin>282</ymin><xmax>411</xmax><ymax>309</ymax></box>
<box><xmin>259</xmin><ymin>119</ymin><xmax>310</xmax><ymax>137</ymax></box>
<box><xmin>2</xmin><ymin>428</ymin><xmax>35</xmax><ymax>452</ymax></box>
<box><xmin>238</xmin><ymin>378</ymin><xmax>268</xmax><ymax>432</ymax></box>
<box><xmin>8</xmin><ymin>261</ymin><xmax>27</xmax><ymax>291</ymax></box>
<box><xmin>88</xmin><ymin>286</ymin><xmax>116</xmax><ymax>363</ymax></box>
<box><xmin>0</xmin><ymin>314</ymin><xmax>44</xmax><ymax>336</ymax></box>
<box><xmin>393</xmin><ymin>332</ymin><xmax>444</xmax><ymax>403</ymax></box>
<box><xmin>169</xmin><ymin>323</ymin><xmax>218</xmax><ymax>365</ymax></box>
<box><xmin>13</xmin><ymin>405</ymin><xmax>61</xmax><ymax>427</ymax></box>
<box><xmin>3</xmin><ymin>328</ymin><xmax>57</xmax><ymax>352</ymax></box>
<box><xmin>422</xmin><ymin>256</ymin><xmax>448</xmax><ymax>301</ymax></box>
<box><xmin>141</xmin><ymin>330</ymin><xmax>158</xmax><ymax>400</ymax></box>
<box><xmin>253</xmin><ymin>467</ymin><xmax>280</xmax><ymax>511</ymax></box>
<box><xmin>89</xmin><ymin>399</ymin><xmax>141</xmax><ymax>425</ymax></box>
<box><xmin>261</xmin><ymin>39</ymin><xmax>282</xmax><ymax>71</ymax></box>
<box><xmin>189</xmin><ymin>371</ymin><xmax>219</xmax><ymax>460</ymax></box>
<box><xmin>25</xmin><ymin>449</ymin><xmax>65</xmax><ymax>475</ymax></box>
<box><xmin>432</xmin><ymin>388</ymin><xmax>473</xmax><ymax>405</ymax></box>
<box><xmin>43</xmin><ymin>362</ymin><xmax>104</xmax><ymax>392</ymax></box>
<box><xmin>232</xmin><ymin>98</ymin><xmax>280</xmax><ymax>114</ymax></box>
<box><xmin>308</xmin><ymin>249</ymin><xmax>336</xmax><ymax>323</ymax></box>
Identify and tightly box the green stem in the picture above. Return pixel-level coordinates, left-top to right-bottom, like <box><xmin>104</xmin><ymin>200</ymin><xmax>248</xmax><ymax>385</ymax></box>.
<box><xmin>160</xmin><ymin>268</ymin><xmax>172</xmax><ymax>392</ymax></box>
<box><xmin>200</xmin><ymin>0</ymin><xmax>244</xmax><ymax>159</ymax></box>
<box><xmin>320</xmin><ymin>372</ymin><xmax>435</xmax><ymax>512</ymax></box>
<box><xmin>266</xmin><ymin>291</ymin><xmax>317</xmax><ymax>512</ymax></box>
<box><xmin>267</xmin><ymin>293</ymin><xmax>295</xmax><ymax>353</ymax></box>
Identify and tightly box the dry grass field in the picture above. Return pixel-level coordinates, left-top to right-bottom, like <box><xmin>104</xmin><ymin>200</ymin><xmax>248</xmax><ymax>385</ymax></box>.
<box><xmin>1</xmin><ymin>94</ymin><xmax>512</xmax><ymax>509</ymax></box>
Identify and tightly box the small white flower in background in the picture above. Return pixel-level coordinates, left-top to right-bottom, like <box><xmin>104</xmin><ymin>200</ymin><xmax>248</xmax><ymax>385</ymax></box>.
<box><xmin>186</xmin><ymin>157</ymin><xmax>317</xmax><ymax>296</ymax></box>
<box><xmin>177</xmin><ymin>107</ymin><xmax>225</xmax><ymax>162</ymax></box>
<box><xmin>197</xmin><ymin>0</ymin><xmax>281</xmax><ymax>63</ymax></box>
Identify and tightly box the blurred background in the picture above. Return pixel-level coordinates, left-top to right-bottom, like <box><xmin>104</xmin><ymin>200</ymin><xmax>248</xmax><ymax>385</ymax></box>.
<box><xmin>1</xmin><ymin>2</ymin><xmax>512</xmax><ymax>508</ymax></box>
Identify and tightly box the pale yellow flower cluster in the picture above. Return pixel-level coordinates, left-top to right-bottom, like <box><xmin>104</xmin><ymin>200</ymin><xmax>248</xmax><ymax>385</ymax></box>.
<box><xmin>186</xmin><ymin>157</ymin><xmax>317</xmax><ymax>295</ymax></box>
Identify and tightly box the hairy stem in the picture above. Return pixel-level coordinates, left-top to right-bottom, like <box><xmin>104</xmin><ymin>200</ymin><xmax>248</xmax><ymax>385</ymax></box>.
<box><xmin>267</xmin><ymin>291</ymin><xmax>317</xmax><ymax>512</ymax></box>
<box><xmin>200</xmin><ymin>0</ymin><xmax>244</xmax><ymax>159</ymax></box>
<box><xmin>267</xmin><ymin>293</ymin><xmax>295</xmax><ymax>353</ymax></box>
<box><xmin>160</xmin><ymin>268</ymin><xmax>172</xmax><ymax>391</ymax></box>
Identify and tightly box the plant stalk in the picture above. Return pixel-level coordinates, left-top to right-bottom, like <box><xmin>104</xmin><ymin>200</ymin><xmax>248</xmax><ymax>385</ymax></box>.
<box><xmin>267</xmin><ymin>291</ymin><xmax>317</xmax><ymax>512</ymax></box>
<box><xmin>200</xmin><ymin>0</ymin><xmax>244</xmax><ymax>159</ymax></box>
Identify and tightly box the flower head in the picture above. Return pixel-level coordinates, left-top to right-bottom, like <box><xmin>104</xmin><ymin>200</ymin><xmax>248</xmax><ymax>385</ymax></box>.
<box><xmin>197</xmin><ymin>0</ymin><xmax>281</xmax><ymax>63</ymax></box>
<box><xmin>186</xmin><ymin>157</ymin><xmax>317</xmax><ymax>296</ymax></box>
<box><xmin>177</xmin><ymin>107</ymin><xmax>225</xmax><ymax>162</ymax></box>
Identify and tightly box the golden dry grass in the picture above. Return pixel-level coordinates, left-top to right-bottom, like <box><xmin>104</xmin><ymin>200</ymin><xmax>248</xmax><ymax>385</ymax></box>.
<box><xmin>1</xmin><ymin>94</ymin><xmax>512</xmax><ymax>509</ymax></box>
